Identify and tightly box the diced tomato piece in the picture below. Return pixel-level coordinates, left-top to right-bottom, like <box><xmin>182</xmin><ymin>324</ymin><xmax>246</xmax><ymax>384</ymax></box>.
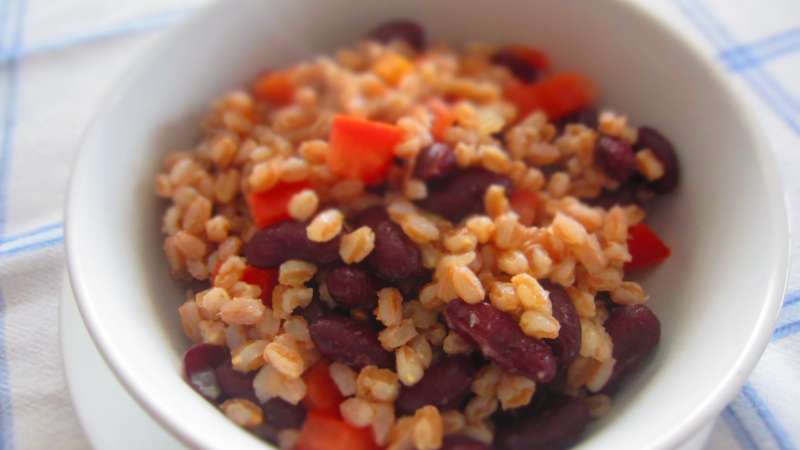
<box><xmin>429</xmin><ymin>99</ymin><xmax>455</xmax><ymax>142</ymax></box>
<box><xmin>247</xmin><ymin>181</ymin><xmax>311</xmax><ymax>229</ymax></box>
<box><xmin>506</xmin><ymin>45</ymin><xmax>551</xmax><ymax>71</ymax></box>
<box><xmin>303</xmin><ymin>361</ymin><xmax>344</xmax><ymax>415</ymax></box>
<box><xmin>326</xmin><ymin>115</ymin><xmax>405</xmax><ymax>185</ymax></box>
<box><xmin>252</xmin><ymin>70</ymin><xmax>296</xmax><ymax>105</ymax></box>
<box><xmin>625</xmin><ymin>223</ymin><xmax>672</xmax><ymax>270</ymax></box>
<box><xmin>296</xmin><ymin>411</ymin><xmax>378</xmax><ymax>450</ymax></box>
<box><xmin>505</xmin><ymin>72</ymin><xmax>598</xmax><ymax>120</ymax></box>
<box><xmin>510</xmin><ymin>190</ymin><xmax>540</xmax><ymax>226</ymax></box>
<box><xmin>241</xmin><ymin>265</ymin><xmax>279</xmax><ymax>306</ymax></box>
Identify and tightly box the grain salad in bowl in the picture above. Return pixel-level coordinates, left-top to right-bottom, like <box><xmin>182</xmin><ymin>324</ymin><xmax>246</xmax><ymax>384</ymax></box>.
<box><xmin>155</xmin><ymin>20</ymin><xmax>678</xmax><ymax>450</ymax></box>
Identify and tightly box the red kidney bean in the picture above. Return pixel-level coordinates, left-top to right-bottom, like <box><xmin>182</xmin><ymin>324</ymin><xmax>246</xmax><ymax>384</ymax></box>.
<box><xmin>444</xmin><ymin>300</ymin><xmax>557</xmax><ymax>383</ymax></box>
<box><xmin>215</xmin><ymin>361</ymin><xmax>257</xmax><ymax>402</ymax></box>
<box><xmin>635</xmin><ymin>126</ymin><xmax>679</xmax><ymax>194</ymax></box>
<box><xmin>584</xmin><ymin>181</ymin><xmax>646</xmax><ymax>209</ymax></box>
<box><xmin>442</xmin><ymin>435</ymin><xmax>492</xmax><ymax>450</ymax></box>
<box><xmin>420</xmin><ymin>169</ymin><xmax>513</xmax><ymax>222</ymax></box>
<box><xmin>415</xmin><ymin>143</ymin><xmax>458</xmax><ymax>181</ymax></box>
<box><xmin>309</xmin><ymin>315</ymin><xmax>393</xmax><ymax>369</ymax></box>
<box><xmin>250</xmin><ymin>423</ymin><xmax>279</xmax><ymax>446</ymax></box>
<box><xmin>540</xmin><ymin>281</ymin><xmax>581</xmax><ymax>370</ymax></box>
<box><xmin>326</xmin><ymin>265</ymin><xmax>379</xmax><ymax>309</ymax></box>
<box><xmin>596</xmin><ymin>135</ymin><xmax>636</xmax><ymax>182</ymax></box>
<box><xmin>353</xmin><ymin>207</ymin><xmax>423</xmax><ymax>281</ymax></box>
<box><xmin>396</xmin><ymin>355</ymin><xmax>477</xmax><ymax>415</ymax></box>
<box><xmin>367</xmin><ymin>19</ymin><xmax>426</xmax><ymax>51</ymax></box>
<box><xmin>296</xmin><ymin>296</ymin><xmax>329</xmax><ymax>324</ymax></box>
<box><xmin>261</xmin><ymin>398</ymin><xmax>307</xmax><ymax>429</ymax></box>
<box><xmin>602</xmin><ymin>304</ymin><xmax>661</xmax><ymax>392</ymax></box>
<box><xmin>494</xmin><ymin>399</ymin><xmax>591</xmax><ymax>450</ymax></box>
<box><xmin>183</xmin><ymin>343</ymin><xmax>229</xmax><ymax>401</ymax></box>
<box><xmin>244</xmin><ymin>221</ymin><xmax>341</xmax><ymax>268</ymax></box>
<box><xmin>353</xmin><ymin>206</ymin><xmax>391</xmax><ymax>230</ymax></box>
<box><xmin>491</xmin><ymin>50</ymin><xmax>540</xmax><ymax>82</ymax></box>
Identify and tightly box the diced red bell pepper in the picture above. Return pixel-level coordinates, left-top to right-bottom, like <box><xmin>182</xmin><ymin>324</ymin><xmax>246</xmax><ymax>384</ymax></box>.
<box><xmin>510</xmin><ymin>190</ymin><xmax>540</xmax><ymax>226</ymax></box>
<box><xmin>303</xmin><ymin>361</ymin><xmax>343</xmax><ymax>415</ymax></box>
<box><xmin>505</xmin><ymin>72</ymin><xmax>598</xmax><ymax>120</ymax></box>
<box><xmin>247</xmin><ymin>181</ymin><xmax>310</xmax><ymax>229</ymax></box>
<box><xmin>429</xmin><ymin>99</ymin><xmax>455</xmax><ymax>142</ymax></box>
<box><xmin>296</xmin><ymin>411</ymin><xmax>377</xmax><ymax>450</ymax></box>
<box><xmin>625</xmin><ymin>223</ymin><xmax>672</xmax><ymax>270</ymax></box>
<box><xmin>241</xmin><ymin>265</ymin><xmax>279</xmax><ymax>306</ymax></box>
<box><xmin>252</xmin><ymin>70</ymin><xmax>296</xmax><ymax>105</ymax></box>
<box><xmin>326</xmin><ymin>115</ymin><xmax>405</xmax><ymax>185</ymax></box>
<box><xmin>506</xmin><ymin>45</ymin><xmax>551</xmax><ymax>71</ymax></box>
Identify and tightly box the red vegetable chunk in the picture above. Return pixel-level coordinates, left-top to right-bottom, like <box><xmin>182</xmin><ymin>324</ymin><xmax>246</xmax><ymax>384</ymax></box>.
<box><xmin>626</xmin><ymin>223</ymin><xmax>671</xmax><ymax>270</ymax></box>
<box><xmin>326</xmin><ymin>115</ymin><xmax>405</xmax><ymax>185</ymax></box>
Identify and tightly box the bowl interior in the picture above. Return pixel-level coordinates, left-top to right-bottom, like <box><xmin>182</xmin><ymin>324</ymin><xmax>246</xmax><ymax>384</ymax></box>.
<box><xmin>66</xmin><ymin>0</ymin><xmax>788</xmax><ymax>449</ymax></box>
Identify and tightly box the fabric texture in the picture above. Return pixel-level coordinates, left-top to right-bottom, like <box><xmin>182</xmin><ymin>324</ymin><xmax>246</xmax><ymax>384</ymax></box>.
<box><xmin>0</xmin><ymin>0</ymin><xmax>797</xmax><ymax>449</ymax></box>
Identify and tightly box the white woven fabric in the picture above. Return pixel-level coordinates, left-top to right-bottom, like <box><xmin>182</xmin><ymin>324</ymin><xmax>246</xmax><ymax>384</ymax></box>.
<box><xmin>0</xmin><ymin>1</ymin><xmax>797</xmax><ymax>449</ymax></box>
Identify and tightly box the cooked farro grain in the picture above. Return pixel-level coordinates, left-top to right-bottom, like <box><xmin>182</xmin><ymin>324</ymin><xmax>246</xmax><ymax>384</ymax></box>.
<box><xmin>219</xmin><ymin>297</ymin><xmax>265</xmax><ymax>325</ymax></box>
<box><xmin>496</xmin><ymin>249</ymin><xmax>529</xmax><ymax>275</ymax></box>
<box><xmin>340</xmin><ymin>397</ymin><xmax>375</xmax><ymax>428</ymax></box>
<box><xmin>221</xmin><ymin>399</ymin><xmax>263</xmax><ymax>428</ymax></box>
<box><xmin>279</xmin><ymin>260</ymin><xmax>317</xmax><ymax>287</ymax></box>
<box><xmin>490</xmin><ymin>281</ymin><xmax>520</xmax><ymax>313</ymax></box>
<box><xmin>396</xmin><ymin>345</ymin><xmax>424</xmax><ymax>386</ymax></box>
<box><xmin>496</xmin><ymin>373</ymin><xmax>536</xmax><ymax>410</ymax></box>
<box><xmin>287</xmin><ymin>188</ymin><xmax>319</xmax><ymax>221</ymax></box>
<box><xmin>198</xmin><ymin>319</ymin><xmax>226</xmax><ymax>345</ymax></box>
<box><xmin>264</xmin><ymin>339</ymin><xmax>306</xmax><ymax>378</ymax></box>
<box><xmin>253</xmin><ymin>364</ymin><xmax>306</xmax><ymax>405</ymax></box>
<box><xmin>472</xmin><ymin>365</ymin><xmax>502</xmax><ymax>398</ymax></box>
<box><xmin>329</xmin><ymin>361</ymin><xmax>358</xmax><ymax>397</ymax></box>
<box><xmin>520</xmin><ymin>310</ymin><xmax>560</xmax><ymax>339</ymax></box>
<box><xmin>379</xmin><ymin>318</ymin><xmax>419</xmax><ymax>350</ymax></box>
<box><xmin>306</xmin><ymin>209</ymin><xmax>344</xmax><ymax>242</ymax></box>
<box><xmin>376</xmin><ymin>287</ymin><xmax>404</xmax><ymax>327</ymax></box>
<box><xmin>231</xmin><ymin>339</ymin><xmax>269</xmax><ymax>372</ymax></box>
<box><xmin>611</xmin><ymin>281</ymin><xmax>649</xmax><ymax>305</ymax></box>
<box><xmin>449</xmin><ymin>265</ymin><xmax>485</xmax><ymax>304</ymax></box>
<box><xmin>442</xmin><ymin>331</ymin><xmax>473</xmax><ymax>355</ymax></box>
<box><xmin>160</xmin><ymin>23</ymin><xmax>678</xmax><ymax>450</ymax></box>
<box><xmin>465</xmin><ymin>215</ymin><xmax>495</xmax><ymax>244</ymax></box>
<box><xmin>339</xmin><ymin>226</ymin><xmax>376</xmax><ymax>263</ymax></box>
<box><xmin>412</xmin><ymin>406</ymin><xmax>443</xmax><ymax>450</ymax></box>
<box><xmin>484</xmin><ymin>184</ymin><xmax>510</xmax><ymax>218</ymax></box>
<box><xmin>357</xmin><ymin>366</ymin><xmax>400</xmax><ymax>402</ymax></box>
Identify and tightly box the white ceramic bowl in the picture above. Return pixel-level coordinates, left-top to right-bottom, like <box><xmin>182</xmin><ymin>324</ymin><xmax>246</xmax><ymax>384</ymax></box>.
<box><xmin>65</xmin><ymin>0</ymin><xmax>789</xmax><ymax>449</ymax></box>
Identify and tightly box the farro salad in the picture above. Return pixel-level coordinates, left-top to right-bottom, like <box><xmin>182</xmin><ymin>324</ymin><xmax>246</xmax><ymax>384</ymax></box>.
<box><xmin>157</xmin><ymin>20</ymin><xmax>678</xmax><ymax>450</ymax></box>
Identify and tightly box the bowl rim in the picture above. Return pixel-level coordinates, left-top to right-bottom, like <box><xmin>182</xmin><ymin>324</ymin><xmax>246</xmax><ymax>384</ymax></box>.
<box><xmin>64</xmin><ymin>0</ymin><xmax>791</xmax><ymax>449</ymax></box>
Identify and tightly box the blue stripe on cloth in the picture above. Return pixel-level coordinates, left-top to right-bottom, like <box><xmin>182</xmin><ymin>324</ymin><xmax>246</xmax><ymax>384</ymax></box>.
<box><xmin>785</xmin><ymin>292</ymin><xmax>800</xmax><ymax>308</ymax></box>
<box><xmin>773</xmin><ymin>320</ymin><xmax>800</xmax><ymax>341</ymax></box>
<box><xmin>722</xmin><ymin>28</ymin><xmax>800</xmax><ymax>72</ymax></box>
<box><xmin>0</xmin><ymin>236</ymin><xmax>63</xmax><ymax>258</ymax></box>
<box><xmin>723</xmin><ymin>407</ymin><xmax>760</xmax><ymax>450</ymax></box>
<box><xmin>742</xmin><ymin>384</ymin><xmax>797</xmax><ymax>450</ymax></box>
<box><xmin>674</xmin><ymin>0</ymin><xmax>800</xmax><ymax>134</ymax></box>
<box><xmin>0</xmin><ymin>0</ymin><xmax>26</xmax><ymax>447</ymax></box>
<box><xmin>0</xmin><ymin>221</ymin><xmax>62</xmax><ymax>244</ymax></box>
<box><xmin>0</xmin><ymin>8</ymin><xmax>190</xmax><ymax>65</ymax></box>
